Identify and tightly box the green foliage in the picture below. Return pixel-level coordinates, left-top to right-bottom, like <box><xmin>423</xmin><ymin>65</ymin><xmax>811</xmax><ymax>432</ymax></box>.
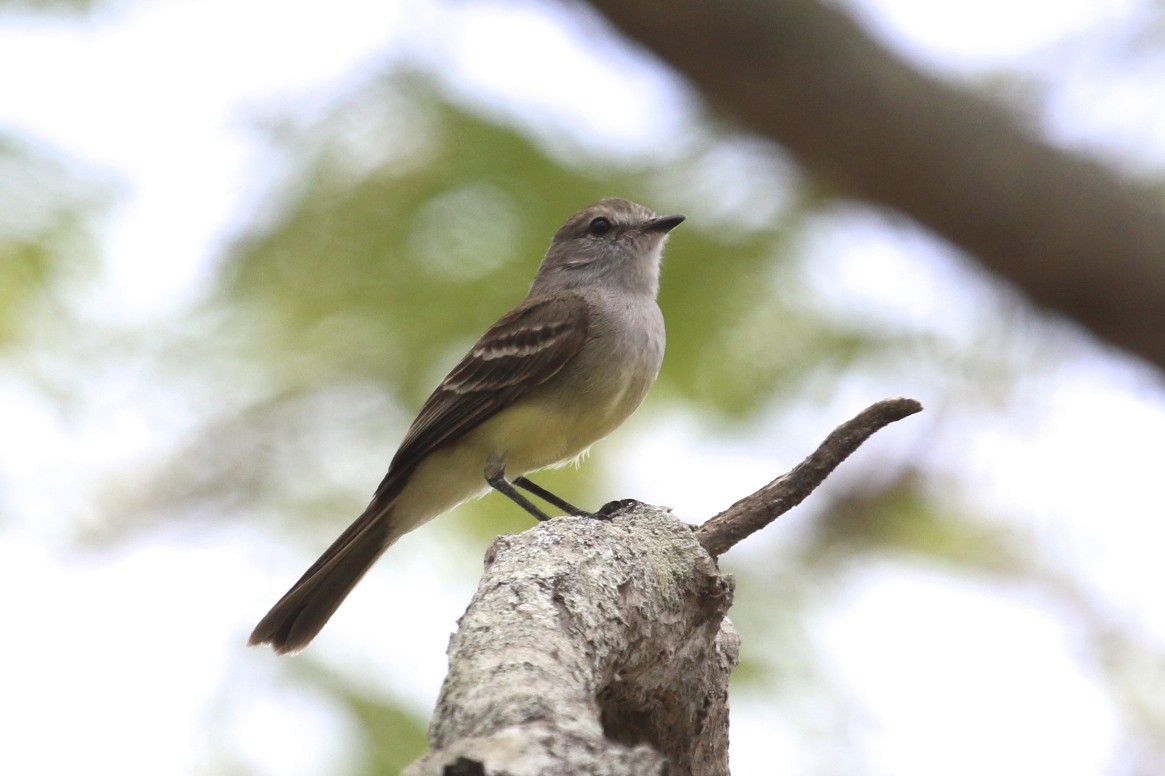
<box><xmin>0</xmin><ymin>137</ymin><xmax>104</xmax><ymax>350</ymax></box>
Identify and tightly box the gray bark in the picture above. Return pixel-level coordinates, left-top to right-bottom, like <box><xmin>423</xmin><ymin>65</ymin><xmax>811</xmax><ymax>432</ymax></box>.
<box><xmin>403</xmin><ymin>506</ymin><xmax>739</xmax><ymax>776</ymax></box>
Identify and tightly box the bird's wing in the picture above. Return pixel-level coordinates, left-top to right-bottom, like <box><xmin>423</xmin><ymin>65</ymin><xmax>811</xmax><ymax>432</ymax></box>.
<box><xmin>376</xmin><ymin>290</ymin><xmax>590</xmax><ymax>499</ymax></box>
<box><xmin>271</xmin><ymin>292</ymin><xmax>590</xmax><ymax>599</ymax></box>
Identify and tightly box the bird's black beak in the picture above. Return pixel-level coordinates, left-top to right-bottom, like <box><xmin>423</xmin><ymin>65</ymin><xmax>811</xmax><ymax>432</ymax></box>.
<box><xmin>645</xmin><ymin>214</ymin><xmax>685</xmax><ymax>233</ymax></box>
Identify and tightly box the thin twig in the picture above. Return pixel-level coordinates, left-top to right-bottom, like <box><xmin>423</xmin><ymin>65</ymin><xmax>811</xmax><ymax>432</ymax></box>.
<box><xmin>695</xmin><ymin>397</ymin><xmax>922</xmax><ymax>557</ymax></box>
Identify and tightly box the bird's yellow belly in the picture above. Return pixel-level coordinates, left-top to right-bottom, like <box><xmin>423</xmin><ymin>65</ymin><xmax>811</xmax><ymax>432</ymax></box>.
<box><xmin>473</xmin><ymin>384</ymin><xmax>639</xmax><ymax>474</ymax></box>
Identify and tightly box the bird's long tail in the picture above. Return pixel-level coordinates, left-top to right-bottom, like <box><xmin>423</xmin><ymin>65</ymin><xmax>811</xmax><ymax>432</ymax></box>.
<box><xmin>249</xmin><ymin>500</ymin><xmax>397</xmax><ymax>654</ymax></box>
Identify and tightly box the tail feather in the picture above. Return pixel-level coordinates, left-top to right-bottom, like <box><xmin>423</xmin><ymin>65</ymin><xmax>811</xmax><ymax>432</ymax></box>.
<box><xmin>249</xmin><ymin>502</ymin><xmax>396</xmax><ymax>654</ymax></box>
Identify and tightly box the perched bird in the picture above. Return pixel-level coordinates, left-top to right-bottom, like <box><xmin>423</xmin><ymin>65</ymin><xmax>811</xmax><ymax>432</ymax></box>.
<box><xmin>249</xmin><ymin>198</ymin><xmax>684</xmax><ymax>653</ymax></box>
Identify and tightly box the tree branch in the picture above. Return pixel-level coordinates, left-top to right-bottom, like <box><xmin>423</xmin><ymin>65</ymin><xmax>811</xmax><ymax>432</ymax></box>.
<box><xmin>406</xmin><ymin>399</ymin><xmax>918</xmax><ymax>773</ymax></box>
<box><xmin>696</xmin><ymin>397</ymin><xmax>922</xmax><ymax>557</ymax></box>
<box><xmin>586</xmin><ymin>0</ymin><xmax>1165</xmax><ymax>372</ymax></box>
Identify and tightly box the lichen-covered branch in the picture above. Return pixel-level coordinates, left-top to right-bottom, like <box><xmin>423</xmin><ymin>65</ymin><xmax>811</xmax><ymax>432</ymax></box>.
<box><xmin>404</xmin><ymin>508</ymin><xmax>739</xmax><ymax>776</ymax></box>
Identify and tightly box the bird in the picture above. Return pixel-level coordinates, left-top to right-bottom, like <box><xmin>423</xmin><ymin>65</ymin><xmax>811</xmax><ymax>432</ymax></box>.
<box><xmin>249</xmin><ymin>197</ymin><xmax>684</xmax><ymax>653</ymax></box>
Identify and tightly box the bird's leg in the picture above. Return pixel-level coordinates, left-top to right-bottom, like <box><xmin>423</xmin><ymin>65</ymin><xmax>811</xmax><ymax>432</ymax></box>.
<box><xmin>485</xmin><ymin>472</ymin><xmax>554</xmax><ymax>522</ymax></box>
<box><xmin>515</xmin><ymin>476</ymin><xmax>633</xmax><ymax>522</ymax></box>
<box><xmin>485</xmin><ymin>465</ymin><xmax>616</xmax><ymax>522</ymax></box>
<box><xmin>512</xmin><ymin>476</ymin><xmax>590</xmax><ymax>517</ymax></box>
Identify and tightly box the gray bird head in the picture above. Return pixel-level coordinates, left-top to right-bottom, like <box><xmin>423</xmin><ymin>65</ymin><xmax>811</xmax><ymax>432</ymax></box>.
<box><xmin>530</xmin><ymin>198</ymin><xmax>685</xmax><ymax>298</ymax></box>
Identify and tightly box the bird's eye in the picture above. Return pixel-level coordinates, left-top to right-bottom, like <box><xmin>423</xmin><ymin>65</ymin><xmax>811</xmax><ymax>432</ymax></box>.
<box><xmin>587</xmin><ymin>217</ymin><xmax>612</xmax><ymax>237</ymax></box>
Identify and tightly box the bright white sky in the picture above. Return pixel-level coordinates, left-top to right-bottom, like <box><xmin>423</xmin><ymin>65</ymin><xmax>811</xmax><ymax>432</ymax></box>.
<box><xmin>1</xmin><ymin>0</ymin><xmax>1163</xmax><ymax>774</ymax></box>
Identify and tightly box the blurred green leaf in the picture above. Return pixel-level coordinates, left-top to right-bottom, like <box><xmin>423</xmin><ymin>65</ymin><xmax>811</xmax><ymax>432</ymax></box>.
<box><xmin>0</xmin><ymin>136</ymin><xmax>105</xmax><ymax>350</ymax></box>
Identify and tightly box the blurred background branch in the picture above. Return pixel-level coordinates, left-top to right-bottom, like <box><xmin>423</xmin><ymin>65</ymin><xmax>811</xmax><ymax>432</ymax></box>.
<box><xmin>590</xmin><ymin>0</ymin><xmax>1165</xmax><ymax>370</ymax></box>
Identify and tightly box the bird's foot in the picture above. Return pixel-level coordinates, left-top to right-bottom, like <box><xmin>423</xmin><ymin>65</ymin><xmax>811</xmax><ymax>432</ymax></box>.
<box><xmin>591</xmin><ymin>498</ymin><xmax>644</xmax><ymax>520</ymax></box>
